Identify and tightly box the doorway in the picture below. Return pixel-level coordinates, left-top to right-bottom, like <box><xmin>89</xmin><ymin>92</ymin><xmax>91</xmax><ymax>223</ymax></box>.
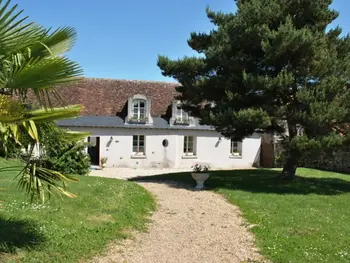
<box><xmin>88</xmin><ymin>137</ymin><xmax>100</xmax><ymax>165</ymax></box>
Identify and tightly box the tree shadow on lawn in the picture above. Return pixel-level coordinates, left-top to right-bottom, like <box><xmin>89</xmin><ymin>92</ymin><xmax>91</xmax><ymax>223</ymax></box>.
<box><xmin>0</xmin><ymin>216</ymin><xmax>45</xmax><ymax>254</ymax></box>
<box><xmin>129</xmin><ymin>169</ymin><xmax>350</xmax><ymax>196</ymax></box>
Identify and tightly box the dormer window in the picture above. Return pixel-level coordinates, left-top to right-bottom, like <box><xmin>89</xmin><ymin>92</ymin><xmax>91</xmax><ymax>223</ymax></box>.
<box><xmin>171</xmin><ymin>101</ymin><xmax>191</xmax><ymax>125</ymax></box>
<box><xmin>127</xmin><ymin>94</ymin><xmax>153</xmax><ymax>124</ymax></box>
<box><xmin>176</xmin><ymin>105</ymin><xmax>189</xmax><ymax>123</ymax></box>
<box><xmin>132</xmin><ymin>99</ymin><xmax>146</xmax><ymax>121</ymax></box>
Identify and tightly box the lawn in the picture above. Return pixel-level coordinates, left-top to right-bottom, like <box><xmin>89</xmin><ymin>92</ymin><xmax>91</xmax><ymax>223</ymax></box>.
<box><xmin>131</xmin><ymin>168</ymin><xmax>350</xmax><ymax>263</ymax></box>
<box><xmin>0</xmin><ymin>158</ymin><xmax>155</xmax><ymax>263</ymax></box>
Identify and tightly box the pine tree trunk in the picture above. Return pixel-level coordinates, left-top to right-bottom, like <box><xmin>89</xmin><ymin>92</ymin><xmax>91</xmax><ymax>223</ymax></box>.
<box><xmin>280</xmin><ymin>122</ymin><xmax>298</xmax><ymax>179</ymax></box>
<box><xmin>281</xmin><ymin>152</ymin><xmax>297</xmax><ymax>179</ymax></box>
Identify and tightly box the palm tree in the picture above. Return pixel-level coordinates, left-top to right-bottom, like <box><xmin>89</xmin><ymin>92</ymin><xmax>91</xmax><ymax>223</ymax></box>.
<box><xmin>0</xmin><ymin>0</ymin><xmax>88</xmax><ymax>202</ymax></box>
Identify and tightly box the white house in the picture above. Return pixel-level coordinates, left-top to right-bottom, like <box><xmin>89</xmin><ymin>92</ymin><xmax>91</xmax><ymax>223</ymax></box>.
<box><xmin>56</xmin><ymin>78</ymin><xmax>262</xmax><ymax>169</ymax></box>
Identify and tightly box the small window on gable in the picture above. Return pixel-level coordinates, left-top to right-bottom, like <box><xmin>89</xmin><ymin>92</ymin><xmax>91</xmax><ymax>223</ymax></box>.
<box><xmin>184</xmin><ymin>136</ymin><xmax>196</xmax><ymax>156</ymax></box>
<box><xmin>230</xmin><ymin>139</ymin><xmax>242</xmax><ymax>157</ymax></box>
<box><xmin>132</xmin><ymin>99</ymin><xmax>146</xmax><ymax>122</ymax></box>
<box><xmin>133</xmin><ymin>135</ymin><xmax>145</xmax><ymax>155</ymax></box>
<box><xmin>175</xmin><ymin>104</ymin><xmax>189</xmax><ymax>125</ymax></box>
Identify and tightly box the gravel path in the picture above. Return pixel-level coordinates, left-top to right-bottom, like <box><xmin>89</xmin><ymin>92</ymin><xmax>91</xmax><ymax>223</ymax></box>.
<box><xmin>92</xmin><ymin>176</ymin><xmax>264</xmax><ymax>263</ymax></box>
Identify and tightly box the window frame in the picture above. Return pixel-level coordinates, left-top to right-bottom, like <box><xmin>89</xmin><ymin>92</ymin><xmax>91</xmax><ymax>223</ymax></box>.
<box><xmin>132</xmin><ymin>99</ymin><xmax>146</xmax><ymax>121</ymax></box>
<box><xmin>176</xmin><ymin>105</ymin><xmax>189</xmax><ymax>122</ymax></box>
<box><xmin>132</xmin><ymin>135</ymin><xmax>146</xmax><ymax>155</ymax></box>
<box><xmin>183</xmin><ymin>136</ymin><xmax>196</xmax><ymax>156</ymax></box>
<box><xmin>230</xmin><ymin>139</ymin><xmax>243</xmax><ymax>157</ymax></box>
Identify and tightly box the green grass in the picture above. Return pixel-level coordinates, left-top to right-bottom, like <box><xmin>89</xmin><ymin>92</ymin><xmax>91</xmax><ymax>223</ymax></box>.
<box><xmin>0</xmin><ymin>158</ymin><xmax>155</xmax><ymax>263</ymax></box>
<box><xmin>131</xmin><ymin>168</ymin><xmax>350</xmax><ymax>263</ymax></box>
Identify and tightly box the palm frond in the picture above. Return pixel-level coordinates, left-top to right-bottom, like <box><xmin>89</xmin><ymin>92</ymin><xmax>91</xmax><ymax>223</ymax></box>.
<box><xmin>0</xmin><ymin>105</ymin><xmax>82</xmax><ymax>123</ymax></box>
<box><xmin>63</xmin><ymin>130</ymin><xmax>91</xmax><ymax>141</ymax></box>
<box><xmin>30</xmin><ymin>26</ymin><xmax>77</xmax><ymax>57</ymax></box>
<box><xmin>0</xmin><ymin>0</ymin><xmax>45</xmax><ymax>56</ymax></box>
<box><xmin>5</xmin><ymin>56</ymin><xmax>83</xmax><ymax>106</ymax></box>
<box><xmin>22</xmin><ymin>119</ymin><xmax>38</xmax><ymax>141</ymax></box>
<box><xmin>0</xmin><ymin>0</ymin><xmax>85</xmax><ymax>202</ymax></box>
<box><xmin>0</xmin><ymin>105</ymin><xmax>83</xmax><ymax>145</ymax></box>
<box><xmin>17</xmin><ymin>161</ymin><xmax>78</xmax><ymax>203</ymax></box>
<box><xmin>35</xmin><ymin>120</ymin><xmax>90</xmax><ymax>143</ymax></box>
<box><xmin>8</xmin><ymin>122</ymin><xmax>19</xmax><ymax>142</ymax></box>
<box><xmin>28</xmin><ymin>105</ymin><xmax>83</xmax><ymax>122</ymax></box>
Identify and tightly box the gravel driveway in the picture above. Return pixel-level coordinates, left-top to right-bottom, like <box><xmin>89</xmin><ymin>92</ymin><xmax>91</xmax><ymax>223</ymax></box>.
<box><xmin>91</xmin><ymin>168</ymin><xmax>264</xmax><ymax>263</ymax></box>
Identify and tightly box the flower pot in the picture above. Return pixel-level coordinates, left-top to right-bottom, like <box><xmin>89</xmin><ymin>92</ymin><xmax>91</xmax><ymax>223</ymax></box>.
<box><xmin>101</xmin><ymin>163</ymin><xmax>106</xmax><ymax>169</ymax></box>
<box><xmin>191</xmin><ymin>173</ymin><xmax>210</xmax><ymax>190</ymax></box>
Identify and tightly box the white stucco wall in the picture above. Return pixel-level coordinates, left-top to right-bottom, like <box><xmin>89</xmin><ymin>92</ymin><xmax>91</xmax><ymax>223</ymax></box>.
<box><xmin>67</xmin><ymin>127</ymin><xmax>261</xmax><ymax>169</ymax></box>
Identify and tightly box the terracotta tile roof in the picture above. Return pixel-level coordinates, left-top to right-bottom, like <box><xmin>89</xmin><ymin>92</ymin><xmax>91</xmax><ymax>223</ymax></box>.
<box><xmin>52</xmin><ymin>78</ymin><xmax>180</xmax><ymax>117</ymax></box>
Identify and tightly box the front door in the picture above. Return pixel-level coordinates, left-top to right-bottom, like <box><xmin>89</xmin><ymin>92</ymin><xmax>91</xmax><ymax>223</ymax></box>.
<box><xmin>88</xmin><ymin>137</ymin><xmax>100</xmax><ymax>165</ymax></box>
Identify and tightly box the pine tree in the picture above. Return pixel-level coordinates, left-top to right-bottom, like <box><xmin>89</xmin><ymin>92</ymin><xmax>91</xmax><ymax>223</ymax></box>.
<box><xmin>158</xmin><ymin>0</ymin><xmax>350</xmax><ymax>179</ymax></box>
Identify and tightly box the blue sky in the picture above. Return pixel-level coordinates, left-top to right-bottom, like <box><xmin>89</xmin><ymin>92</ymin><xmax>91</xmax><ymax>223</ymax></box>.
<box><xmin>17</xmin><ymin>0</ymin><xmax>350</xmax><ymax>82</ymax></box>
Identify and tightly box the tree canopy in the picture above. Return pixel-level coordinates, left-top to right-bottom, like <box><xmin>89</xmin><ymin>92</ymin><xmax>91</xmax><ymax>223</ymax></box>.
<box><xmin>158</xmin><ymin>0</ymin><xmax>350</xmax><ymax>178</ymax></box>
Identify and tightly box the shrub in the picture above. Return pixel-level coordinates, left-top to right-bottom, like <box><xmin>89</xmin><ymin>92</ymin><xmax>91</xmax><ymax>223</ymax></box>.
<box><xmin>35</xmin><ymin>122</ymin><xmax>91</xmax><ymax>175</ymax></box>
<box><xmin>274</xmin><ymin>141</ymin><xmax>350</xmax><ymax>174</ymax></box>
<box><xmin>0</xmin><ymin>136</ymin><xmax>22</xmax><ymax>158</ymax></box>
<box><xmin>44</xmin><ymin>140</ymin><xmax>90</xmax><ymax>175</ymax></box>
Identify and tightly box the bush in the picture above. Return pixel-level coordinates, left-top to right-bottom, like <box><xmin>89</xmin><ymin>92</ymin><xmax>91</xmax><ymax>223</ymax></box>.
<box><xmin>0</xmin><ymin>124</ymin><xmax>32</xmax><ymax>159</ymax></box>
<box><xmin>33</xmin><ymin>122</ymin><xmax>91</xmax><ymax>175</ymax></box>
<box><xmin>0</xmin><ymin>136</ymin><xmax>22</xmax><ymax>158</ymax></box>
<box><xmin>274</xmin><ymin>152</ymin><xmax>285</xmax><ymax>168</ymax></box>
<box><xmin>0</xmin><ymin>112</ymin><xmax>91</xmax><ymax>175</ymax></box>
<box><xmin>44</xmin><ymin>140</ymin><xmax>91</xmax><ymax>175</ymax></box>
<box><xmin>298</xmin><ymin>147</ymin><xmax>350</xmax><ymax>174</ymax></box>
<box><xmin>274</xmin><ymin>142</ymin><xmax>350</xmax><ymax>174</ymax></box>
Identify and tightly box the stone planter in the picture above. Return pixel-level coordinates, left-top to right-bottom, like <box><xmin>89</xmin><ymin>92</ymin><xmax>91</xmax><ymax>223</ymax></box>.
<box><xmin>191</xmin><ymin>173</ymin><xmax>210</xmax><ymax>190</ymax></box>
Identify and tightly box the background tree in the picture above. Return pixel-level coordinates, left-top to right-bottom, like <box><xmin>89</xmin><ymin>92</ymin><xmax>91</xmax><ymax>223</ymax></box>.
<box><xmin>158</xmin><ymin>0</ymin><xmax>350</xmax><ymax>179</ymax></box>
<box><xmin>0</xmin><ymin>0</ymin><xmax>89</xmax><ymax>202</ymax></box>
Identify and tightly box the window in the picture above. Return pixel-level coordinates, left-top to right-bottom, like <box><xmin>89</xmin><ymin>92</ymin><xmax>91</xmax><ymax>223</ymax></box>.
<box><xmin>162</xmin><ymin>139</ymin><xmax>169</xmax><ymax>147</ymax></box>
<box><xmin>88</xmin><ymin>137</ymin><xmax>97</xmax><ymax>147</ymax></box>
<box><xmin>176</xmin><ymin>105</ymin><xmax>189</xmax><ymax>122</ymax></box>
<box><xmin>132</xmin><ymin>99</ymin><xmax>146</xmax><ymax>121</ymax></box>
<box><xmin>133</xmin><ymin>135</ymin><xmax>145</xmax><ymax>155</ymax></box>
<box><xmin>183</xmin><ymin>136</ymin><xmax>195</xmax><ymax>155</ymax></box>
<box><xmin>230</xmin><ymin>139</ymin><xmax>242</xmax><ymax>157</ymax></box>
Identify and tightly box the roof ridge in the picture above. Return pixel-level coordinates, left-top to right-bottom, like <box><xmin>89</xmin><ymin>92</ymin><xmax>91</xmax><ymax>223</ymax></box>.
<box><xmin>82</xmin><ymin>77</ymin><xmax>179</xmax><ymax>86</ymax></box>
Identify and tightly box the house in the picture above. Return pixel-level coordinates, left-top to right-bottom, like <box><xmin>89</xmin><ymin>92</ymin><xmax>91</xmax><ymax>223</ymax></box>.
<box><xmin>56</xmin><ymin>78</ymin><xmax>262</xmax><ymax>169</ymax></box>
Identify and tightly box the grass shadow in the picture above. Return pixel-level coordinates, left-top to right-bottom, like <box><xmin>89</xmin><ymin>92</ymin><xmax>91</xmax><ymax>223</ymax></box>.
<box><xmin>129</xmin><ymin>169</ymin><xmax>350</xmax><ymax>196</ymax></box>
<box><xmin>0</xmin><ymin>216</ymin><xmax>45</xmax><ymax>254</ymax></box>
